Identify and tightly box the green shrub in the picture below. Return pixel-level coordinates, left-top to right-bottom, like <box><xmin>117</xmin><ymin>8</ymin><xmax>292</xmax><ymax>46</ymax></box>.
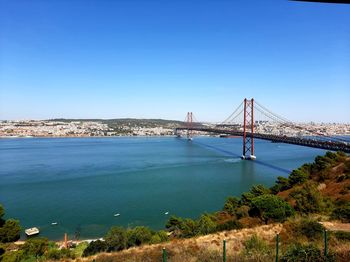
<box><xmin>104</xmin><ymin>226</ymin><xmax>127</xmax><ymax>252</ymax></box>
<box><xmin>292</xmin><ymin>218</ymin><xmax>325</xmax><ymax>241</ymax></box>
<box><xmin>83</xmin><ymin>240</ymin><xmax>107</xmax><ymax>257</ymax></box>
<box><xmin>235</xmin><ymin>205</ymin><xmax>250</xmax><ymax>219</ymax></box>
<box><xmin>331</xmin><ymin>202</ymin><xmax>350</xmax><ymax>222</ymax></box>
<box><xmin>250</xmin><ymin>184</ymin><xmax>271</xmax><ymax>196</ymax></box>
<box><xmin>223</xmin><ymin>196</ymin><xmax>239</xmax><ymax>215</ymax></box>
<box><xmin>74</xmin><ymin>241</ymin><xmax>88</xmax><ymax>257</ymax></box>
<box><xmin>126</xmin><ymin>226</ymin><xmax>153</xmax><ymax>247</ymax></box>
<box><xmin>270</xmin><ymin>176</ymin><xmax>290</xmax><ymax>194</ymax></box>
<box><xmin>149</xmin><ymin>230</ymin><xmax>168</xmax><ymax>244</ymax></box>
<box><xmin>334</xmin><ymin>231</ymin><xmax>350</xmax><ymax>241</ymax></box>
<box><xmin>241</xmin><ymin>234</ymin><xmax>272</xmax><ymax>261</ymax></box>
<box><xmin>0</xmin><ymin>219</ymin><xmax>21</xmax><ymax>243</ymax></box>
<box><xmin>46</xmin><ymin>248</ymin><xmax>75</xmax><ymax>260</ymax></box>
<box><xmin>165</xmin><ymin>215</ymin><xmax>184</xmax><ymax>231</ymax></box>
<box><xmin>215</xmin><ymin>219</ymin><xmax>242</xmax><ymax>231</ymax></box>
<box><xmin>1</xmin><ymin>250</ymin><xmax>25</xmax><ymax>262</ymax></box>
<box><xmin>195</xmin><ymin>214</ymin><xmax>217</xmax><ymax>235</ymax></box>
<box><xmin>280</xmin><ymin>243</ymin><xmax>323</xmax><ymax>262</ymax></box>
<box><xmin>249</xmin><ymin>194</ymin><xmax>294</xmax><ymax>224</ymax></box>
<box><xmin>289</xmin><ymin>169</ymin><xmax>309</xmax><ymax>186</ymax></box>
<box><xmin>179</xmin><ymin>218</ymin><xmax>197</xmax><ymax>238</ymax></box>
<box><xmin>290</xmin><ymin>182</ymin><xmax>333</xmax><ymax>214</ymax></box>
<box><xmin>21</xmin><ymin>237</ymin><xmax>48</xmax><ymax>257</ymax></box>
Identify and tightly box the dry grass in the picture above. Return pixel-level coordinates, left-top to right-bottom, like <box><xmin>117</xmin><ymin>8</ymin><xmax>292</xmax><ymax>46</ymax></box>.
<box><xmin>78</xmin><ymin>224</ymin><xmax>282</xmax><ymax>262</ymax></box>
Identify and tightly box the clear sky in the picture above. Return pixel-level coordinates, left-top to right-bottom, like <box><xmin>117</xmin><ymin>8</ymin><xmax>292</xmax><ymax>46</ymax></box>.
<box><xmin>0</xmin><ymin>0</ymin><xmax>349</xmax><ymax>123</ymax></box>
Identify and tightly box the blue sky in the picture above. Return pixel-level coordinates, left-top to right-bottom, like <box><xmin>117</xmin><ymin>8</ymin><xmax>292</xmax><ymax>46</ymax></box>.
<box><xmin>0</xmin><ymin>0</ymin><xmax>349</xmax><ymax>122</ymax></box>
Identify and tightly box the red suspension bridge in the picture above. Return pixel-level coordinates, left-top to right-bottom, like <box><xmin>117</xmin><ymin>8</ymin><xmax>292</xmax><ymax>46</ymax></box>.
<box><xmin>175</xmin><ymin>98</ymin><xmax>350</xmax><ymax>159</ymax></box>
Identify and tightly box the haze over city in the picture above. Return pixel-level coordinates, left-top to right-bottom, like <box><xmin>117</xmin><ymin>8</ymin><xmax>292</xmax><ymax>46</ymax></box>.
<box><xmin>1</xmin><ymin>0</ymin><xmax>349</xmax><ymax>122</ymax></box>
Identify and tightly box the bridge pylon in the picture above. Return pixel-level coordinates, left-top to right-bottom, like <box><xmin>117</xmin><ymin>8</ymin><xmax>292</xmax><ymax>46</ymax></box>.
<box><xmin>242</xmin><ymin>98</ymin><xmax>256</xmax><ymax>160</ymax></box>
<box><xmin>186</xmin><ymin>112</ymin><xmax>193</xmax><ymax>141</ymax></box>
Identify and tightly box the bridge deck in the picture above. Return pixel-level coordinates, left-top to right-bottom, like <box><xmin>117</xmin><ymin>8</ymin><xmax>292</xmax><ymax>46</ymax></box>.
<box><xmin>175</xmin><ymin>127</ymin><xmax>350</xmax><ymax>153</ymax></box>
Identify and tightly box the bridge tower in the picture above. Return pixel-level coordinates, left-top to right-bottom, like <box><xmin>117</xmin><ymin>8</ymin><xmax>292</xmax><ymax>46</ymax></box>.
<box><xmin>186</xmin><ymin>112</ymin><xmax>193</xmax><ymax>140</ymax></box>
<box><xmin>242</xmin><ymin>98</ymin><xmax>256</xmax><ymax>160</ymax></box>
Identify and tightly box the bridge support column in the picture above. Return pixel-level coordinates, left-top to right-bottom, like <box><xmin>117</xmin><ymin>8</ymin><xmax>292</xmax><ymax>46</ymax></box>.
<box><xmin>242</xmin><ymin>98</ymin><xmax>256</xmax><ymax>160</ymax></box>
<box><xmin>186</xmin><ymin>112</ymin><xmax>193</xmax><ymax>141</ymax></box>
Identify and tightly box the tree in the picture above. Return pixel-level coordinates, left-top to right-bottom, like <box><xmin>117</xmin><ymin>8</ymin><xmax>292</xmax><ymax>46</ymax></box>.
<box><xmin>195</xmin><ymin>214</ymin><xmax>217</xmax><ymax>235</ymax></box>
<box><xmin>150</xmin><ymin>230</ymin><xmax>168</xmax><ymax>244</ymax></box>
<box><xmin>82</xmin><ymin>240</ymin><xmax>107</xmax><ymax>257</ymax></box>
<box><xmin>0</xmin><ymin>219</ymin><xmax>21</xmax><ymax>243</ymax></box>
<box><xmin>288</xmin><ymin>169</ymin><xmax>308</xmax><ymax>186</ymax></box>
<box><xmin>104</xmin><ymin>226</ymin><xmax>127</xmax><ymax>252</ymax></box>
<box><xmin>165</xmin><ymin>216</ymin><xmax>183</xmax><ymax>230</ymax></box>
<box><xmin>126</xmin><ymin>226</ymin><xmax>153</xmax><ymax>247</ymax></box>
<box><xmin>21</xmin><ymin>237</ymin><xmax>48</xmax><ymax>257</ymax></box>
<box><xmin>270</xmin><ymin>176</ymin><xmax>290</xmax><ymax>194</ymax></box>
<box><xmin>0</xmin><ymin>205</ymin><xmax>5</xmax><ymax>227</ymax></box>
<box><xmin>250</xmin><ymin>184</ymin><xmax>270</xmax><ymax>196</ymax></box>
<box><xmin>290</xmin><ymin>182</ymin><xmax>333</xmax><ymax>214</ymax></box>
<box><xmin>223</xmin><ymin>196</ymin><xmax>239</xmax><ymax>215</ymax></box>
<box><xmin>250</xmin><ymin>194</ymin><xmax>294</xmax><ymax>224</ymax></box>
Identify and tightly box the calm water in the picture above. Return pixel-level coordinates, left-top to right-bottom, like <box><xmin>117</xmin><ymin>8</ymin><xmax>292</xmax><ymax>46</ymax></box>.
<box><xmin>0</xmin><ymin>136</ymin><xmax>327</xmax><ymax>240</ymax></box>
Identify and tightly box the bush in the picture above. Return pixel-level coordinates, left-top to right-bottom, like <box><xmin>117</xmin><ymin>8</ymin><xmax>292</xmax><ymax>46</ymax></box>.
<box><xmin>249</xmin><ymin>194</ymin><xmax>294</xmax><ymax>224</ymax></box>
<box><xmin>46</xmin><ymin>248</ymin><xmax>75</xmax><ymax>260</ymax></box>
<box><xmin>334</xmin><ymin>231</ymin><xmax>350</xmax><ymax>241</ymax></box>
<box><xmin>104</xmin><ymin>227</ymin><xmax>127</xmax><ymax>252</ymax></box>
<box><xmin>74</xmin><ymin>241</ymin><xmax>88</xmax><ymax>257</ymax></box>
<box><xmin>150</xmin><ymin>230</ymin><xmax>168</xmax><ymax>244</ymax></box>
<box><xmin>215</xmin><ymin>219</ymin><xmax>242</xmax><ymax>231</ymax></box>
<box><xmin>0</xmin><ymin>205</ymin><xmax>4</xmax><ymax>227</ymax></box>
<box><xmin>0</xmin><ymin>219</ymin><xmax>21</xmax><ymax>243</ymax></box>
<box><xmin>223</xmin><ymin>196</ymin><xmax>239</xmax><ymax>215</ymax></box>
<box><xmin>83</xmin><ymin>240</ymin><xmax>107</xmax><ymax>257</ymax></box>
<box><xmin>293</xmin><ymin>218</ymin><xmax>325</xmax><ymax>241</ymax></box>
<box><xmin>289</xmin><ymin>169</ymin><xmax>309</xmax><ymax>186</ymax></box>
<box><xmin>165</xmin><ymin>215</ymin><xmax>183</xmax><ymax>231</ymax></box>
<box><xmin>331</xmin><ymin>202</ymin><xmax>350</xmax><ymax>222</ymax></box>
<box><xmin>21</xmin><ymin>237</ymin><xmax>48</xmax><ymax>257</ymax></box>
<box><xmin>290</xmin><ymin>182</ymin><xmax>333</xmax><ymax>214</ymax></box>
<box><xmin>241</xmin><ymin>234</ymin><xmax>272</xmax><ymax>261</ymax></box>
<box><xmin>250</xmin><ymin>184</ymin><xmax>271</xmax><ymax>196</ymax></box>
<box><xmin>195</xmin><ymin>214</ymin><xmax>217</xmax><ymax>235</ymax></box>
<box><xmin>235</xmin><ymin>205</ymin><xmax>250</xmax><ymax>219</ymax></box>
<box><xmin>280</xmin><ymin>243</ymin><xmax>323</xmax><ymax>262</ymax></box>
<box><xmin>270</xmin><ymin>176</ymin><xmax>290</xmax><ymax>194</ymax></box>
<box><xmin>1</xmin><ymin>250</ymin><xmax>25</xmax><ymax>262</ymax></box>
<box><xmin>126</xmin><ymin>226</ymin><xmax>153</xmax><ymax>247</ymax></box>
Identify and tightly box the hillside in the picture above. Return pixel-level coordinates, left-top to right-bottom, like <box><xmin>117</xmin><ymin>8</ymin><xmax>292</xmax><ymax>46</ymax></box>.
<box><xmin>1</xmin><ymin>151</ymin><xmax>349</xmax><ymax>261</ymax></box>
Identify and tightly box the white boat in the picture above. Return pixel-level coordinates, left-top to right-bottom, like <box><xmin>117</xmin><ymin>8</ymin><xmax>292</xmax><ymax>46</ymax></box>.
<box><xmin>164</xmin><ymin>212</ymin><xmax>169</xmax><ymax>215</ymax></box>
<box><xmin>51</xmin><ymin>222</ymin><xmax>58</xmax><ymax>226</ymax></box>
<box><xmin>114</xmin><ymin>213</ymin><xmax>120</xmax><ymax>217</ymax></box>
<box><xmin>25</xmin><ymin>227</ymin><xmax>40</xmax><ymax>236</ymax></box>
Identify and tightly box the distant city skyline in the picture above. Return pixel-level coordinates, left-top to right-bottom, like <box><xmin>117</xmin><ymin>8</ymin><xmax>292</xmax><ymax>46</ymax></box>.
<box><xmin>1</xmin><ymin>0</ymin><xmax>349</xmax><ymax>123</ymax></box>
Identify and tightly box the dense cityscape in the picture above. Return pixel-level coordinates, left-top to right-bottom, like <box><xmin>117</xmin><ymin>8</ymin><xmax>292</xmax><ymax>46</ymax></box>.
<box><xmin>0</xmin><ymin>119</ymin><xmax>349</xmax><ymax>138</ymax></box>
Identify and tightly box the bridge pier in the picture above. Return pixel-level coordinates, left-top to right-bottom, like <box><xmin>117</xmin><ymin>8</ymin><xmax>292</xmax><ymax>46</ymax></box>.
<box><xmin>242</xmin><ymin>98</ymin><xmax>256</xmax><ymax>160</ymax></box>
<box><xmin>241</xmin><ymin>155</ymin><xmax>256</xmax><ymax>160</ymax></box>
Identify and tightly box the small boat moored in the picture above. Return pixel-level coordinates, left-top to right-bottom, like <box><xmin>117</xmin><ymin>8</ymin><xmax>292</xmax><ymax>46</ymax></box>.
<box><xmin>114</xmin><ymin>213</ymin><xmax>120</xmax><ymax>217</ymax></box>
<box><xmin>164</xmin><ymin>212</ymin><xmax>169</xmax><ymax>215</ymax></box>
<box><xmin>51</xmin><ymin>222</ymin><xmax>58</xmax><ymax>226</ymax></box>
<box><xmin>25</xmin><ymin>227</ymin><xmax>40</xmax><ymax>236</ymax></box>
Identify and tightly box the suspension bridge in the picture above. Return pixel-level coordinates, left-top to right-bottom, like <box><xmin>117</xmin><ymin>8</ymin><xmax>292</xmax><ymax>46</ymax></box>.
<box><xmin>175</xmin><ymin>98</ymin><xmax>350</xmax><ymax>159</ymax></box>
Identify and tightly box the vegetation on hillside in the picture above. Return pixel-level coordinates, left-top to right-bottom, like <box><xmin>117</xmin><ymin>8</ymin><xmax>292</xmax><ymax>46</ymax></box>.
<box><xmin>0</xmin><ymin>151</ymin><xmax>349</xmax><ymax>261</ymax></box>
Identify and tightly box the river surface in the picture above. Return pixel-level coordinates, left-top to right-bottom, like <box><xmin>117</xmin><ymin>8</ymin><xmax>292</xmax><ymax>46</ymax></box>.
<box><xmin>0</xmin><ymin>136</ymin><xmax>328</xmax><ymax>240</ymax></box>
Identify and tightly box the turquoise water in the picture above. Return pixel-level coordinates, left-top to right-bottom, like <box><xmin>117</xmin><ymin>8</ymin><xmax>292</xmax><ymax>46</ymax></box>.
<box><xmin>0</xmin><ymin>137</ymin><xmax>327</xmax><ymax>240</ymax></box>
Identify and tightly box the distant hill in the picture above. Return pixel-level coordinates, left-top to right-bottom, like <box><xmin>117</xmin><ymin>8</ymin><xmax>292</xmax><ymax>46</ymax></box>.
<box><xmin>48</xmin><ymin>118</ymin><xmax>185</xmax><ymax>128</ymax></box>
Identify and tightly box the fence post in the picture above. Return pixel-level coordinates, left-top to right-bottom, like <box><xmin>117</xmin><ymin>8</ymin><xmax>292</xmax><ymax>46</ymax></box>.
<box><xmin>223</xmin><ymin>239</ymin><xmax>226</xmax><ymax>262</ymax></box>
<box><xmin>162</xmin><ymin>247</ymin><xmax>167</xmax><ymax>262</ymax></box>
<box><xmin>324</xmin><ymin>229</ymin><xmax>328</xmax><ymax>258</ymax></box>
<box><xmin>275</xmin><ymin>233</ymin><xmax>279</xmax><ymax>262</ymax></box>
